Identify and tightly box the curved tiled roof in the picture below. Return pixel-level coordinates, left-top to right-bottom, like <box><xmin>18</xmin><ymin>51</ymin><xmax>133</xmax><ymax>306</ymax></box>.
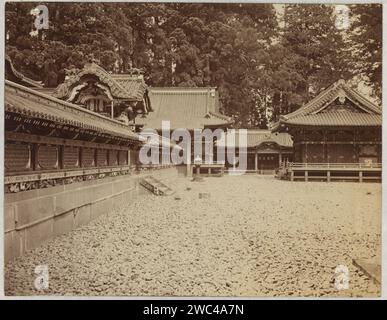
<box><xmin>110</xmin><ymin>74</ymin><xmax>147</xmax><ymax>101</ymax></box>
<box><xmin>5</xmin><ymin>80</ymin><xmax>141</xmax><ymax>142</ymax></box>
<box><xmin>54</xmin><ymin>62</ymin><xmax>147</xmax><ymax>101</ymax></box>
<box><xmin>136</xmin><ymin>87</ymin><xmax>232</xmax><ymax>130</ymax></box>
<box><xmin>285</xmin><ymin>112</ymin><xmax>382</xmax><ymax>127</ymax></box>
<box><xmin>274</xmin><ymin>79</ymin><xmax>382</xmax><ymax>129</ymax></box>
<box><xmin>217</xmin><ymin>130</ymin><xmax>293</xmax><ymax>148</ymax></box>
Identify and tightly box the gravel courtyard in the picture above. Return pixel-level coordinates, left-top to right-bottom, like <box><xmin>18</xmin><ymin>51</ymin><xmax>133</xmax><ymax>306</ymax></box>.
<box><xmin>5</xmin><ymin>175</ymin><xmax>381</xmax><ymax>297</ymax></box>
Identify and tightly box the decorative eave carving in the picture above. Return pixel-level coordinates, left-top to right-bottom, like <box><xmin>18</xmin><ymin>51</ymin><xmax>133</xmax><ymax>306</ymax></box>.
<box><xmin>273</xmin><ymin>79</ymin><xmax>382</xmax><ymax>131</ymax></box>
<box><xmin>53</xmin><ymin>62</ymin><xmax>147</xmax><ymax>102</ymax></box>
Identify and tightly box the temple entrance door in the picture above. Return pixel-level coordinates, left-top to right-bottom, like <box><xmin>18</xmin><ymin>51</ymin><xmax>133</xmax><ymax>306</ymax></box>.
<box><xmin>257</xmin><ymin>154</ymin><xmax>279</xmax><ymax>173</ymax></box>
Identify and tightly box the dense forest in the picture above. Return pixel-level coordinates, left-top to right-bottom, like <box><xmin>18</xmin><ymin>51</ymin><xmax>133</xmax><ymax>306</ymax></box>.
<box><xmin>5</xmin><ymin>2</ymin><xmax>382</xmax><ymax>128</ymax></box>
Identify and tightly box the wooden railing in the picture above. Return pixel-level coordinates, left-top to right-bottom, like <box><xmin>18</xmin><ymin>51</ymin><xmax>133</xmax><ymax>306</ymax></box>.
<box><xmin>136</xmin><ymin>163</ymin><xmax>176</xmax><ymax>170</ymax></box>
<box><xmin>4</xmin><ymin>165</ymin><xmax>137</xmax><ymax>193</ymax></box>
<box><xmin>4</xmin><ymin>165</ymin><xmax>136</xmax><ymax>184</ymax></box>
<box><xmin>275</xmin><ymin>162</ymin><xmax>382</xmax><ymax>182</ymax></box>
<box><xmin>198</xmin><ymin>163</ymin><xmax>226</xmax><ymax>169</ymax></box>
<box><xmin>287</xmin><ymin>162</ymin><xmax>382</xmax><ymax>169</ymax></box>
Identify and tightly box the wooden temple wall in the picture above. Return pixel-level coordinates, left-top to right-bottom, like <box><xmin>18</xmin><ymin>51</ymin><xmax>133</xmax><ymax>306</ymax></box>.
<box><xmin>292</xmin><ymin>129</ymin><xmax>381</xmax><ymax>164</ymax></box>
<box><xmin>4</xmin><ymin>133</ymin><xmax>178</xmax><ymax>262</ymax></box>
<box><xmin>4</xmin><ymin>133</ymin><xmax>131</xmax><ymax>179</ymax></box>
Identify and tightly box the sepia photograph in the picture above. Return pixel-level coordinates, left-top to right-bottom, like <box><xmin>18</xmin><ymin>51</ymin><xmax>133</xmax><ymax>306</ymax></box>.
<box><xmin>1</xmin><ymin>1</ymin><xmax>383</xmax><ymax>300</ymax></box>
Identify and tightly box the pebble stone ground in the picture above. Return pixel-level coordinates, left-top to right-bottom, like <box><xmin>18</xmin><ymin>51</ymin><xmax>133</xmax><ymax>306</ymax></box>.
<box><xmin>5</xmin><ymin>175</ymin><xmax>381</xmax><ymax>297</ymax></box>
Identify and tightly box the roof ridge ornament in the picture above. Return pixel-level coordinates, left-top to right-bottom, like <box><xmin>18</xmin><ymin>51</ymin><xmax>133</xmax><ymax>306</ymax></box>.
<box><xmin>85</xmin><ymin>54</ymin><xmax>100</xmax><ymax>66</ymax></box>
<box><xmin>128</xmin><ymin>68</ymin><xmax>144</xmax><ymax>76</ymax></box>
<box><xmin>338</xmin><ymin>89</ymin><xmax>346</xmax><ymax>104</ymax></box>
<box><xmin>337</xmin><ymin>79</ymin><xmax>346</xmax><ymax>86</ymax></box>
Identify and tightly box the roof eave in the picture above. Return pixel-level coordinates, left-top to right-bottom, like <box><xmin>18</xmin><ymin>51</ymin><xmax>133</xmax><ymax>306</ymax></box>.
<box><xmin>283</xmin><ymin>122</ymin><xmax>382</xmax><ymax>128</ymax></box>
<box><xmin>5</xmin><ymin>80</ymin><xmax>142</xmax><ymax>142</ymax></box>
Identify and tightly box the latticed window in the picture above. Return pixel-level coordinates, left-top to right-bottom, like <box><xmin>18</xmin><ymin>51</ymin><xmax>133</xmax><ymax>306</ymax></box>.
<box><xmin>82</xmin><ymin>148</ymin><xmax>95</xmax><ymax>167</ymax></box>
<box><xmin>37</xmin><ymin>145</ymin><xmax>59</xmax><ymax>170</ymax></box>
<box><xmin>5</xmin><ymin>142</ymin><xmax>32</xmax><ymax>172</ymax></box>
<box><xmin>63</xmin><ymin>146</ymin><xmax>80</xmax><ymax>168</ymax></box>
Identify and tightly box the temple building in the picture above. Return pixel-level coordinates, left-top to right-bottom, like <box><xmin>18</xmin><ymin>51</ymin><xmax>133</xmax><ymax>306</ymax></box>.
<box><xmin>136</xmin><ymin>87</ymin><xmax>231</xmax><ymax>131</ymax></box>
<box><xmin>217</xmin><ymin>130</ymin><xmax>293</xmax><ymax>174</ymax></box>
<box><xmin>3</xmin><ymin>58</ymin><xmax>177</xmax><ymax>261</ymax></box>
<box><xmin>273</xmin><ymin>79</ymin><xmax>382</xmax><ymax>181</ymax></box>
<box><xmin>4</xmin><ymin>57</ymin><xmax>152</xmax><ymax>192</ymax></box>
<box><xmin>136</xmin><ymin>87</ymin><xmax>233</xmax><ymax>174</ymax></box>
<box><xmin>45</xmin><ymin>60</ymin><xmax>150</xmax><ymax>124</ymax></box>
<box><xmin>4</xmin><ymin>80</ymin><xmax>143</xmax><ymax>191</ymax></box>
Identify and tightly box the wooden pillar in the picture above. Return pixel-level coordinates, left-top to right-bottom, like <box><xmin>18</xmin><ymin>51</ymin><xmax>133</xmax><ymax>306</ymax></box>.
<box><xmin>79</xmin><ymin>146</ymin><xmax>83</xmax><ymax>168</ymax></box>
<box><xmin>353</xmin><ymin>129</ymin><xmax>357</xmax><ymax>163</ymax></box>
<box><xmin>359</xmin><ymin>171</ymin><xmax>363</xmax><ymax>183</ymax></box>
<box><xmin>323</xmin><ymin>130</ymin><xmax>327</xmax><ymax>163</ymax></box>
<box><xmin>279</xmin><ymin>150</ymin><xmax>282</xmax><ymax>167</ymax></box>
<box><xmin>111</xmin><ymin>101</ymin><xmax>114</xmax><ymax>118</ymax></box>
<box><xmin>58</xmin><ymin>145</ymin><xmax>64</xmax><ymax>170</ymax></box>
<box><xmin>290</xmin><ymin>170</ymin><xmax>294</xmax><ymax>181</ymax></box>
<box><xmin>327</xmin><ymin>170</ymin><xmax>330</xmax><ymax>182</ymax></box>
<box><xmin>305</xmin><ymin>142</ymin><xmax>308</xmax><ymax>163</ymax></box>
<box><xmin>32</xmin><ymin>143</ymin><xmax>39</xmax><ymax>171</ymax></box>
<box><xmin>255</xmin><ymin>152</ymin><xmax>258</xmax><ymax>173</ymax></box>
<box><xmin>305</xmin><ymin>170</ymin><xmax>308</xmax><ymax>182</ymax></box>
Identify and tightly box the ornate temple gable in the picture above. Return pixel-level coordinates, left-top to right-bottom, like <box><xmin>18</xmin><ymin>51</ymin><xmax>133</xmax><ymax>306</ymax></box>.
<box><xmin>51</xmin><ymin>61</ymin><xmax>149</xmax><ymax>122</ymax></box>
<box><xmin>319</xmin><ymin>97</ymin><xmax>363</xmax><ymax>114</ymax></box>
<box><xmin>256</xmin><ymin>141</ymin><xmax>281</xmax><ymax>154</ymax></box>
<box><xmin>217</xmin><ymin>130</ymin><xmax>293</xmax><ymax>149</ymax></box>
<box><xmin>274</xmin><ymin>79</ymin><xmax>382</xmax><ymax>130</ymax></box>
<box><xmin>54</xmin><ymin>62</ymin><xmax>146</xmax><ymax>101</ymax></box>
<box><xmin>291</xmin><ymin>79</ymin><xmax>381</xmax><ymax>117</ymax></box>
<box><xmin>311</xmin><ymin>84</ymin><xmax>378</xmax><ymax>115</ymax></box>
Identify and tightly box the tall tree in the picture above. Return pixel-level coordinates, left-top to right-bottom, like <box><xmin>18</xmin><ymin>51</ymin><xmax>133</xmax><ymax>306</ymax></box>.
<box><xmin>267</xmin><ymin>4</ymin><xmax>353</xmax><ymax>122</ymax></box>
<box><xmin>165</xmin><ymin>3</ymin><xmax>278</xmax><ymax>127</ymax></box>
<box><xmin>349</xmin><ymin>4</ymin><xmax>382</xmax><ymax>99</ymax></box>
<box><xmin>5</xmin><ymin>3</ymin><xmax>380</xmax><ymax>127</ymax></box>
<box><xmin>5</xmin><ymin>2</ymin><xmax>134</xmax><ymax>84</ymax></box>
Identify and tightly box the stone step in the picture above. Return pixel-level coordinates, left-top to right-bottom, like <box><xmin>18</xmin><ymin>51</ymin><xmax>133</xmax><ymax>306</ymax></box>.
<box><xmin>139</xmin><ymin>176</ymin><xmax>175</xmax><ymax>196</ymax></box>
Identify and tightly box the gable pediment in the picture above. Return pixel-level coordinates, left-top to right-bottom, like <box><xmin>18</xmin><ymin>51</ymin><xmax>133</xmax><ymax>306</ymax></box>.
<box><xmin>275</xmin><ymin>79</ymin><xmax>382</xmax><ymax>129</ymax></box>
<box><xmin>70</xmin><ymin>81</ymin><xmax>114</xmax><ymax>104</ymax></box>
<box><xmin>281</xmin><ymin>79</ymin><xmax>381</xmax><ymax>119</ymax></box>
<box><xmin>257</xmin><ymin>141</ymin><xmax>280</xmax><ymax>153</ymax></box>
<box><xmin>54</xmin><ymin>62</ymin><xmax>147</xmax><ymax>102</ymax></box>
<box><xmin>318</xmin><ymin>96</ymin><xmax>365</xmax><ymax>114</ymax></box>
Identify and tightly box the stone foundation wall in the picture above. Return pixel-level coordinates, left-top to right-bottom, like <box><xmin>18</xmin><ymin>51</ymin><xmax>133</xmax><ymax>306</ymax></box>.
<box><xmin>4</xmin><ymin>167</ymin><xmax>178</xmax><ymax>262</ymax></box>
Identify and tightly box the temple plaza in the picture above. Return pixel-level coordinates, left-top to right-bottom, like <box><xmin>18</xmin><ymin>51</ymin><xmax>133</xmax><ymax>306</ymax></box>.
<box><xmin>5</xmin><ymin>175</ymin><xmax>380</xmax><ymax>297</ymax></box>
